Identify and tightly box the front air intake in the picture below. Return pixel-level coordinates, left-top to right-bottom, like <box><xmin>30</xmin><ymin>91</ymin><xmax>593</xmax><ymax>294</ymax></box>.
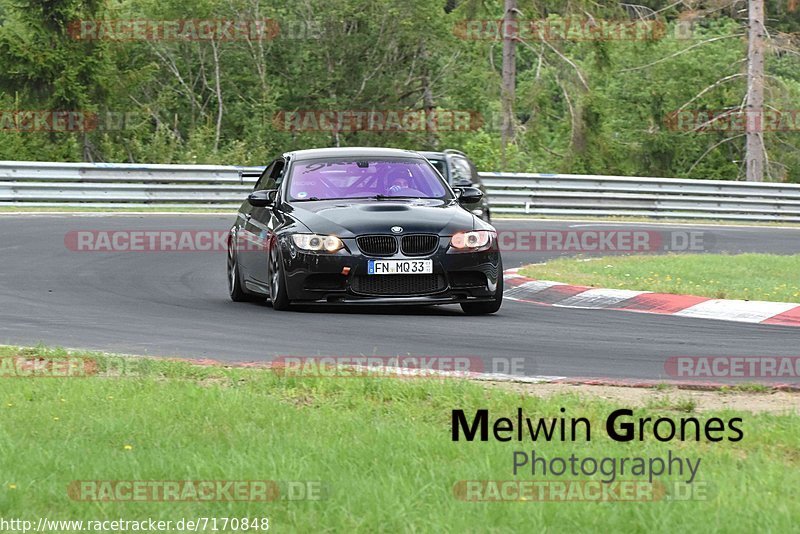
<box><xmin>351</xmin><ymin>274</ymin><xmax>446</xmax><ymax>295</ymax></box>
<box><xmin>401</xmin><ymin>234</ymin><xmax>438</xmax><ymax>256</ymax></box>
<box><xmin>357</xmin><ymin>235</ymin><xmax>398</xmax><ymax>256</ymax></box>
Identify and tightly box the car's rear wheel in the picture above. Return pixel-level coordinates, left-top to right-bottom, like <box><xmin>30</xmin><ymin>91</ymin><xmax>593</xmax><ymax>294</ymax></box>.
<box><xmin>460</xmin><ymin>264</ymin><xmax>503</xmax><ymax>315</ymax></box>
<box><xmin>269</xmin><ymin>242</ymin><xmax>290</xmax><ymax>311</ymax></box>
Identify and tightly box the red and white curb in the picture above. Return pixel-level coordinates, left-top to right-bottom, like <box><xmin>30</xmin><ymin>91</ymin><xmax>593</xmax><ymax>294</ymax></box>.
<box><xmin>503</xmin><ymin>268</ymin><xmax>800</xmax><ymax>327</ymax></box>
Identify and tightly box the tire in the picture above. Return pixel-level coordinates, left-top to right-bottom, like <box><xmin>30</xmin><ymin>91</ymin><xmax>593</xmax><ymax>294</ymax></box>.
<box><xmin>460</xmin><ymin>263</ymin><xmax>503</xmax><ymax>315</ymax></box>
<box><xmin>268</xmin><ymin>241</ymin><xmax>290</xmax><ymax>311</ymax></box>
<box><xmin>228</xmin><ymin>239</ymin><xmax>253</xmax><ymax>303</ymax></box>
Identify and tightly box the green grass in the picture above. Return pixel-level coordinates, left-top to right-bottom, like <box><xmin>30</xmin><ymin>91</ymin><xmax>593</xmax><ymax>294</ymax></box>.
<box><xmin>520</xmin><ymin>253</ymin><xmax>800</xmax><ymax>303</ymax></box>
<box><xmin>0</xmin><ymin>345</ymin><xmax>798</xmax><ymax>532</ymax></box>
<box><xmin>645</xmin><ymin>396</ymin><xmax>698</xmax><ymax>413</ymax></box>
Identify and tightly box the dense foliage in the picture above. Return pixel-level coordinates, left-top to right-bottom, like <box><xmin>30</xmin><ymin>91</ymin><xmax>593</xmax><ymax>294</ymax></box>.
<box><xmin>0</xmin><ymin>0</ymin><xmax>798</xmax><ymax>180</ymax></box>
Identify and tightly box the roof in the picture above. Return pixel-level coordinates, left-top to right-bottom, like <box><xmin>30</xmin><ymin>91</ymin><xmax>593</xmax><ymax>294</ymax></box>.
<box><xmin>285</xmin><ymin>147</ymin><xmax>423</xmax><ymax>161</ymax></box>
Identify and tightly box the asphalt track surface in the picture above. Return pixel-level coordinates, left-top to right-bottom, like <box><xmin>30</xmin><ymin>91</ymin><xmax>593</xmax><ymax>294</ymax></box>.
<box><xmin>1</xmin><ymin>214</ymin><xmax>798</xmax><ymax>381</ymax></box>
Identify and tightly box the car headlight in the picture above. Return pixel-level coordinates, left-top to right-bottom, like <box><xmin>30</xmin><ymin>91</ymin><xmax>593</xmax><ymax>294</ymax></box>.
<box><xmin>291</xmin><ymin>233</ymin><xmax>345</xmax><ymax>253</ymax></box>
<box><xmin>449</xmin><ymin>230</ymin><xmax>495</xmax><ymax>252</ymax></box>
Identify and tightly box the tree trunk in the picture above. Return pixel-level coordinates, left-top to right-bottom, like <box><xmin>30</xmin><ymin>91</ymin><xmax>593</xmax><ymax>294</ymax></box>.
<box><xmin>746</xmin><ymin>0</ymin><xmax>765</xmax><ymax>182</ymax></box>
<box><xmin>211</xmin><ymin>40</ymin><xmax>224</xmax><ymax>154</ymax></box>
<box><xmin>421</xmin><ymin>44</ymin><xmax>437</xmax><ymax>149</ymax></box>
<box><xmin>501</xmin><ymin>0</ymin><xmax>517</xmax><ymax>169</ymax></box>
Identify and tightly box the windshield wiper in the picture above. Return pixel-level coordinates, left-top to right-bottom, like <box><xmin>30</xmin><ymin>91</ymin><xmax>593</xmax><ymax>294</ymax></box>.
<box><xmin>293</xmin><ymin>197</ymin><xmax>367</xmax><ymax>201</ymax></box>
<box><xmin>292</xmin><ymin>195</ymin><xmax>431</xmax><ymax>202</ymax></box>
<box><xmin>354</xmin><ymin>195</ymin><xmax>426</xmax><ymax>200</ymax></box>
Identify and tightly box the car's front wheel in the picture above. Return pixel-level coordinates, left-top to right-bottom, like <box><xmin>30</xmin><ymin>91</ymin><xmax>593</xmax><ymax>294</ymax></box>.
<box><xmin>228</xmin><ymin>239</ymin><xmax>253</xmax><ymax>302</ymax></box>
<box><xmin>460</xmin><ymin>264</ymin><xmax>503</xmax><ymax>315</ymax></box>
<box><xmin>269</xmin><ymin>241</ymin><xmax>290</xmax><ymax>311</ymax></box>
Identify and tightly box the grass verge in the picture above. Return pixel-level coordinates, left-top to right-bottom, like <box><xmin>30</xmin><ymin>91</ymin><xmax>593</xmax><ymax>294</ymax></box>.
<box><xmin>0</xmin><ymin>345</ymin><xmax>798</xmax><ymax>532</ymax></box>
<box><xmin>519</xmin><ymin>253</ymin><xmax>800</xmax><ymax>303</ymax></box>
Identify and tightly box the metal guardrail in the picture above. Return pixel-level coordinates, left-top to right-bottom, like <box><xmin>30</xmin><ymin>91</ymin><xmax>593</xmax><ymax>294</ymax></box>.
<box><xmin>478</xmin><ymin>172</ymin><xmax>800</xmax><ymax>222</ymax></box>
<box><xmin>1</xmin><ymin>161</ymin><xmax>799</xmax><ymax>222</ymax></box>
<box><xmin>0</xmin><ymin>161</ymin><xmax>262</xmax><ymax>209</ymax></box>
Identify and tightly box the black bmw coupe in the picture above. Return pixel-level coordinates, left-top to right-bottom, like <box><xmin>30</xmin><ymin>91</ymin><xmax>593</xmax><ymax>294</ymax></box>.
<box><xmin>227</xmin><ymin>147</ymin><xmax>503</xmax><ymax>314</ymax></box>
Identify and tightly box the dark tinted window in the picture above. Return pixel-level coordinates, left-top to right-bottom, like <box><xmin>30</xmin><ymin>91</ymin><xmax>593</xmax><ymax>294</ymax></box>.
<box><xmin>254</xmin><ymin>159</ymin><xmax>285</xmax><ymax>191</ymax></box>
<box><xmin>428</xmin><ymin>159</ymin><xmax>447</xmax><ymax>178</ymax></box>
<box><xmin>450</xmin><ymin>156</ymin><xmax>473</xmax><ymax>184</ymax></box>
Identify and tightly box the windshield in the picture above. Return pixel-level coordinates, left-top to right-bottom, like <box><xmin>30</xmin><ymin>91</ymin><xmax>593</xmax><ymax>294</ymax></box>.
<box><xmin>286</xmin><ymin>157</ymin><xmax>451</xmax><ymax>201</ymax></box>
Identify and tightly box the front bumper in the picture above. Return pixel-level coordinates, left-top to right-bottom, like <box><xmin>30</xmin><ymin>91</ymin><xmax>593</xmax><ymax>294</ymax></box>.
<box><xmin>280</xmin><ymin>235</ymin><xmax>501</xmax><ymax>305</ymax></box>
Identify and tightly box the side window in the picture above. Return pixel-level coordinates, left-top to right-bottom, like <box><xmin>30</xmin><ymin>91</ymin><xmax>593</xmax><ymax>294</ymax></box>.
<box><xmin>467</xmin><ymin>158</ymin><xmax>480</xmax><ymax>183</ymax></box>
<box><xmin>429</xmin><ymin>159</ymin><xmax>447</xmax><ymax>179</ymax></box>
<box><xmin>254</xmin><ymin>159</ymin><xmax>286</xmax><ymax>191</ymax></box>
<box><xmin>450</xmin><ymin>157</ymin><xmax>473</xmax><ymax>185</ymax></box>
<box><xmin>272</xmin><ymin>159</ymin><xmax>286</xmax><ymax>186</ymax></box>
<box><xmin>254</xmin><ymin>162</ymin><xmax>276</xmax><ymax>191</ymax></box>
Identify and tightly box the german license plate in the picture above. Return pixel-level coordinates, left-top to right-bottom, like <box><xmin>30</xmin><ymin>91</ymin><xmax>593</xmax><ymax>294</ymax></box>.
<box><xmin>368</xmin><ymin>259</ymin><xmax>433</xmax><ymax>275</ymax></box>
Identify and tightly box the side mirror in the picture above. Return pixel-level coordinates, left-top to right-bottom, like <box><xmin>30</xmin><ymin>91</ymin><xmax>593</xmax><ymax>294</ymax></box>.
<box><xmin>248</xmin><ymin>189</ymin><xmax>277</xmax><ymax>207</ymax></box>
<box><xmin>453</xmin><ymin>177</ymin><xmax>473</xmax><ymax>187</ymax></box>
<box><xmin>455</xmin><ymin>186</ymin><xmax>483</xmax><ymax>205</ymax></box>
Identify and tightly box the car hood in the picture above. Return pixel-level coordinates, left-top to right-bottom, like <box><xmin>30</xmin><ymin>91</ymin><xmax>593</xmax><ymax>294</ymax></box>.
<box><xmin>287</xmin><ymin>198</ymin><xmax>476</xmax><ymax>237</ymax></box>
